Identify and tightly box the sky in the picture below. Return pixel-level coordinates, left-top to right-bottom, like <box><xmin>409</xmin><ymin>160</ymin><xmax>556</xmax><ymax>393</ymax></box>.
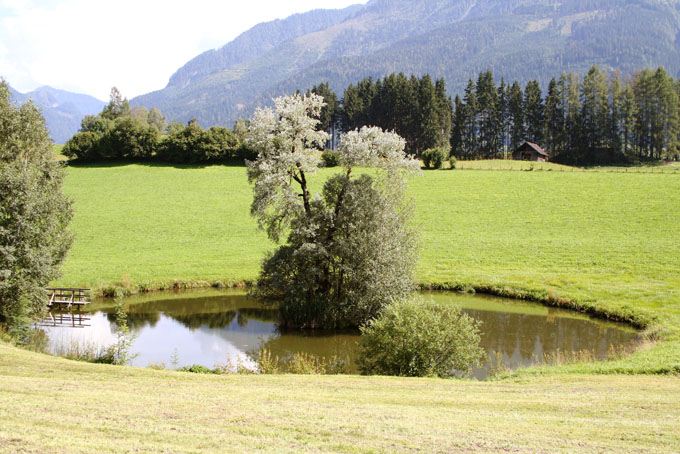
<box><xmin>0</xmin><ymin>0</ymin><xmax>367</xmax><ymax>101</ymax></box>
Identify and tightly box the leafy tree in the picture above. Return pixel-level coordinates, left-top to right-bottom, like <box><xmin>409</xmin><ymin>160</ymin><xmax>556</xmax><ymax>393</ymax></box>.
<box><xmin>147</xmin><ymin>107</ymin><xmax>167</xmax><ymax>133</ymax></box>
<box><xmin>0</xmin><ymin>81</ymin><xmax>73</xmax><ymax>328</ymax></box>
<box><xmin>80</xmin><ymin>115</ymin><xmax>113</xmax><ymax>135</ymax></box>
<box><xmin>247</xmin><ymin>93</ymin><xmax>420</xmax><ymax>328</ymax></box>
<box><xmin>100</xmin><ymin>87</ymin><xmax>131</xmax><ymax>120</ymax></box>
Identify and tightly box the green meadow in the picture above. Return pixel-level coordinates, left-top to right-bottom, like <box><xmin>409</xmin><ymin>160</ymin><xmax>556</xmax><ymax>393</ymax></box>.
<box><xmin>2</xmin><ymin>160</ymin><xmax>679</xmax><ymax>452</ymax></box>
<box><xmin>53</xmin><ymin>161</ymin><xmax>680</xmax><ymax>374</ymax></box>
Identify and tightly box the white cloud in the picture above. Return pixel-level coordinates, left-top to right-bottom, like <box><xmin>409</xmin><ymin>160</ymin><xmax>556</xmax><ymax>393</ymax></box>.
<box><xmin>0</xmin><ymin>0</ymin><xmax>366</xmax><ymax>100</ymax></box>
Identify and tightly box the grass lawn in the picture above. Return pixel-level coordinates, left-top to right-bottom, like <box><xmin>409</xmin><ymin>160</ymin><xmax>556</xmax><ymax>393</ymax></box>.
<box><xmin>52</xmin><ymin>144</ymin><xmax>67</xmax><ymax>161</ymax></box>
<box><xmin>1</xmin><ymin>342</ymin><xmax>679</xmax><ymax>454</ymax></box>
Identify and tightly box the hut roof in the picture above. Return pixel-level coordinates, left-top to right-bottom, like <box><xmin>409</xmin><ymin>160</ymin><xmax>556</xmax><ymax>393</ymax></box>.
<box><xmin>516</xmin><ymin>141</ymin><xmax>549</xmax><ymax>157</ymax></box>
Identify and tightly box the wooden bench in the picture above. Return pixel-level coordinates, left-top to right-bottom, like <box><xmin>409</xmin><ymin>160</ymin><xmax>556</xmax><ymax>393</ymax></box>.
<box><xmin>43</xmin><ymin>288</ymin><xmax>92</xmax><ymax>328</ymax></box>
<box><xmin>47</xmin><ymin>287</ymin><xmax>91</xmax><ymax>311</ymax></box>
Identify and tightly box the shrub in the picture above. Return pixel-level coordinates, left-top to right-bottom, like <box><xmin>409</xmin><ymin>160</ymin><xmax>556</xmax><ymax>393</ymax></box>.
<box><xmin>157</xmin><ymin>122</ymin><xmax>239</xmax><ymax>163</ymax></box>
<box><xmin>251</xmin><ymin>349</ymin><xmax>347</xmax><ymax>375</ymax></box>
<box><xmin>62</xmin><ymin>131</ymin><xmax>101</xmax><ymax>160</ymax></box>
<box><xmin>320</xmin><ymin>149</ymin><xmax>339</xmax><ymax>167</ymax></box>
<box><xmin>99</xmin><ymin>117</ymin><xmax>158</xmax><ymax>160</ymax></box>
<box><xmin>178</xmin><ymin>364</ymin><xmax>216</xmax><ymax>374</ymax></box>
<box><xmin>234</xmin><ymin>142</ymin><xmax>258</xmax><ymax>162</ymax></box>
<box><xmin>421</xmin><ymin>147</ymin><xmax>447</xmax><ymax>169</ymax></box>
<box><xmin>449</xmin><ymin>155</ymin><xmax>457</xmax><ymax>169</ymax></box>
<box><xmin>356</xmin><ymin>298</ymin><xmax>484</xmax><ymax>378</ymax></box>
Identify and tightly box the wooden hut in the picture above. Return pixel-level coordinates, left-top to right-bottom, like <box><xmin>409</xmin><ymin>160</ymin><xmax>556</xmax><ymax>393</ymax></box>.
<box><xmin>512</xmin><ymin>142</ymin><xmax>549</xmax><ymax>162</ymax></box>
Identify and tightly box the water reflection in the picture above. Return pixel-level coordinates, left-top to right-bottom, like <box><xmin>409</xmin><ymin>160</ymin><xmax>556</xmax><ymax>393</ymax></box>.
<box><xmin>45</xmin><ymin>291</ymin><xmax>638</xmax><ymax>379</ymax></box>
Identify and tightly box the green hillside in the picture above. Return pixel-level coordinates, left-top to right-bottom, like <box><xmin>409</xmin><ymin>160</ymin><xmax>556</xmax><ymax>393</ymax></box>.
<box><xmin>132</xmin><ymin>0</ymin><xmax>680</xmax><ymax>127</ymax></box>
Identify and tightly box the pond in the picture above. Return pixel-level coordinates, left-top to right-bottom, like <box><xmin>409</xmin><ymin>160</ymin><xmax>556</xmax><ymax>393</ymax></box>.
<box><xmin>44</xmin><ymin>290</ymin><xmax>638</xmax><ymax>379</ymax></box>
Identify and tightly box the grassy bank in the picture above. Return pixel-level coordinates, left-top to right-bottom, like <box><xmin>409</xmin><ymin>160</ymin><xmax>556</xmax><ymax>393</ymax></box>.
<box><xmin>55</xmin><ymin>162</ymin><xmax>680</xmax><ymax>374</ymax></box>
<box><xmin>1</xmin><ymin>342</ymin><xmax>679</xmax><ymax>453</ymax></box>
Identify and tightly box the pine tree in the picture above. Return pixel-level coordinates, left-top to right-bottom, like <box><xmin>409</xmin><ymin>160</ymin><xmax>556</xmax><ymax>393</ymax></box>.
<box><xmin>450</xmin><ymin>95</ymin><xmax>465</xmax><ymax>158</ymax></box>
<box><xmin>462</xmin><ymin>79</ymin><xmax>478</xmax><ymax>158</ymax></box>
<box><xmin>608</xmin><ymin>73</ymin><xmax>624</xmax><ymax>158</ymax></box>
<box><xmin>524</xmin><ymin>80</ymin><xmax>544</xmax><ymax>145</ymax></box>
<box><xmin>497</xmin><ymin>78</ymin><xmax>510</xmax><ymax>159</ymax></box>
<box><xmin>476</xmin><ymin>70</ymin><xmax>498</xmax><ymax>159</ymax></box>
<box><xmin>580</xmin><ymin>66</ymin><xmax>609</xmax><ymax>161</ymax></box>
<box><xmin>565</xmin><ymin>73</ymin><xmax>582</xmax><ymax>164</ymax></box>
<box><xmin>310</xmin><ymin>82</ymin><xmax>339</xmax><ymax>139</ymax></box>
<box><xmin>508</xmin><ymin>81</ymin><xmax>525</xmax><ymax>152</ymax></box>
<box><xmin>544</xmin><ymin>77</ymin><xmax>564</xmax><ymax>159</ymax></box>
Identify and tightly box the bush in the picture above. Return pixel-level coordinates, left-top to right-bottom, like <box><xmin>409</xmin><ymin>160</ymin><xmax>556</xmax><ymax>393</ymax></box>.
<box><xmin>421</xmin><ymin>147</ymin><xmax>448</xmax><ymax>169</ymax></box>
<box><xmin>62</xmin><ymin>131</ymin><xmax>101</xmax><ymax>160</ymax></box>
<box><xmin>356</xmin><ymin>298</ymin><xmax>484</xmax><ymax>378</ymax></box>
<box><xmin>156</xmin><ymin>122</ymin><xmax>239</xmax><ymax>163</ymax></box>
<box><xmin>177</xmin><ymin>364</ymin><xmax>216</xmax><ymax>374</ymax></box>
<box><xmin>320</xmin><ymin>149</ymin><xmax>339</xmax><ymax>167</ymax></box>
<box><xmin>99</xmin><ymin>117</ymin><xmax>158</xmax><ymax>160</ymax></box>
<box><xmin>449</xmin><ymin>155</ymin><xmax>457</xmax><ymax>169</ymax></box>
<box><xmin>234</xmin><ymin>142</ymin><xmax>258</xmax><ymax>162</ymax></box>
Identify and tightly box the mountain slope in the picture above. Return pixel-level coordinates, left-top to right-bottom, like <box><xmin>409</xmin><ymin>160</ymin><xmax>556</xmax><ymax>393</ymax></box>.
<box><xmin>9</xmin><ymin>85</ymin><xmax>105</xmax><ymax>144</ymax></box>
<box><xmin>132</xmin><ymin>0</ymin><xmax>680</xmax><ymax>127</ymax></box>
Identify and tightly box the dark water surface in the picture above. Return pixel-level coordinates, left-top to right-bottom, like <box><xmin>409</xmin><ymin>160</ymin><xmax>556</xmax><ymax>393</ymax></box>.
<box><xmin>45</xmin><ymin>290</ymin><xmax>638</xmax><ymax>379</ymax></box>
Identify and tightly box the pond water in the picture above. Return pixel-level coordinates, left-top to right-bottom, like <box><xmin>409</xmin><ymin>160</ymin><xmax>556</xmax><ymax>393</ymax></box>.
<box><xmin>44</xmin><ymin>290</ymin><xmax>638</xmax><ymax>379</ymax></box>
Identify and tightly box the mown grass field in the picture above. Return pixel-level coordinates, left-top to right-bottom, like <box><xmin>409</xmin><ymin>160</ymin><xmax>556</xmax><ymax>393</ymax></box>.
<box><xmin>55</xmin><ymin>162</ymin><xmax>680</xmax><ymax>374</ymax></box>
<box><xmin>1</xmin><ymin>342</ymin><xmax>679</xmax><ymax>454</ymax></box>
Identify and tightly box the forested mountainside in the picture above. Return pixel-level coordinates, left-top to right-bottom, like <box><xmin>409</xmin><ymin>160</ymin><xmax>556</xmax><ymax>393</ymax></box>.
<box><xmin>131</xmin><ymin>0</ymin><xmax>680</xmax><ymax>128</ymax></box>
<box><xmin>9</xmin><ymin>85</ymin><xmax>105</xmax><ymax>144</ymax></box>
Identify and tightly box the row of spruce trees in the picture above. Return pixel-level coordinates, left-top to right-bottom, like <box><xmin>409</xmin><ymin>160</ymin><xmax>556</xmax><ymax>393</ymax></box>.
<box><xmin>314</xmin><ymin>67</ymin><xmax>680</xmax><ymax>165</ymax></box>
<box><xmin>451</xmin><ymin>66</ymin><xmax>680</xmax><ymax>165</ymax></box>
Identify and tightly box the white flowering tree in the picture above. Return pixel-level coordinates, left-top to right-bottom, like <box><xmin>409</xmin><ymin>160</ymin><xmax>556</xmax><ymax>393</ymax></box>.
<box><xmin>247</xmin><ymin>93</ymin><xmax>420</xmax><ymax>328</ymax></box>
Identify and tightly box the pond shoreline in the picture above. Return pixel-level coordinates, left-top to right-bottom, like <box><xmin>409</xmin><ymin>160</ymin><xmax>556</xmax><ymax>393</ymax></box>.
<box><xmin>91</xmin><ymin>277</ymin><xmax>653</xmax><ymax>332</ymax></box>
<box><xmin>82</xmin><ymin>278</ymin><xmax>662</xmax><ymax>377</ymax></box>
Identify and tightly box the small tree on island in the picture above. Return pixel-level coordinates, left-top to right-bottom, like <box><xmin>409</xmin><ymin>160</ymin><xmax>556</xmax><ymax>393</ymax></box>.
<box><xmin>246</xmin><ymin>93</ymin><xmax>420</xmax><ymax>328</ymax></box>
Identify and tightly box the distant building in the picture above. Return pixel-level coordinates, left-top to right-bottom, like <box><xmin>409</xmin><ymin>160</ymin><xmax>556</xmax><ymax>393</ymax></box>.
<box><xmin>512</xmin><ymin>142</ymin><xmax>549</xmax><ymax>162</ymax></box>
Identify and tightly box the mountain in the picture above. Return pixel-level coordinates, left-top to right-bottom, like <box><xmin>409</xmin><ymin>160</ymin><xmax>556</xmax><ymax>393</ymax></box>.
<box><xmin>132</xmin><ymin>0</ymin><xmax>680</xmax><ymax>128</ymax></box>
<box><xmin>9</xmin><ymin>85</ymin><xmax>105</xmax><ymax>144</ymax></box>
